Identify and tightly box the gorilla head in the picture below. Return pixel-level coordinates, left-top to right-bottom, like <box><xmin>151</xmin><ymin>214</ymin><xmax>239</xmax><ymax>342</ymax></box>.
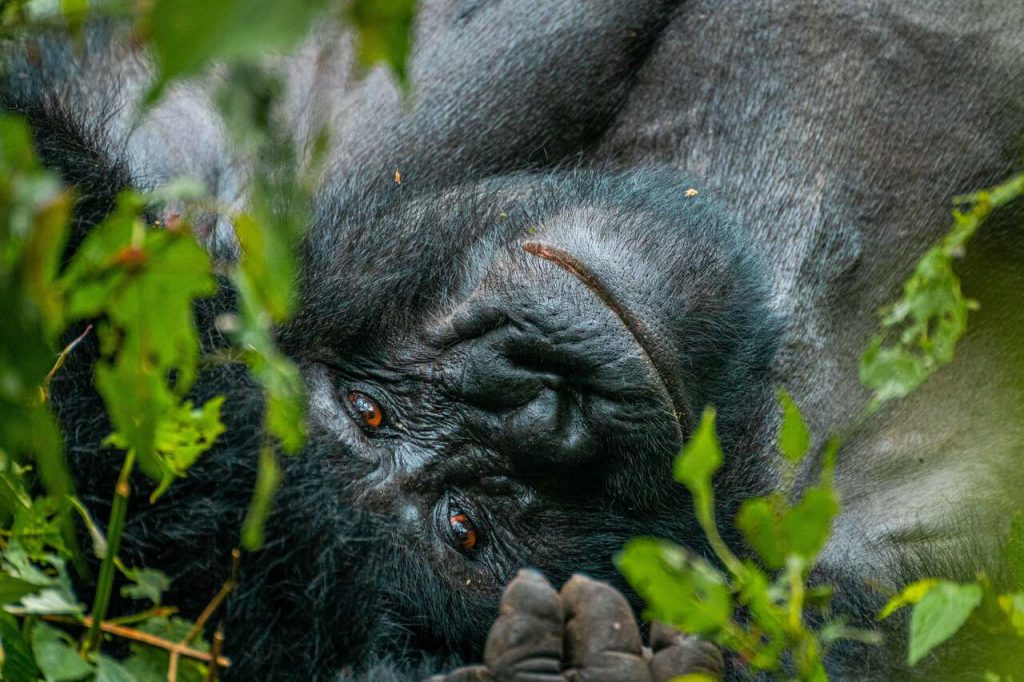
<box><xmin>212</xmin><ymin>169</ymin><xmax>780</xmax><ymax>668</ymax></box>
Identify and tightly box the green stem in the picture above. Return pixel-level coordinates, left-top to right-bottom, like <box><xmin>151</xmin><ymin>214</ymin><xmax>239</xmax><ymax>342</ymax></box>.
<box><xmin>785</xmin><ymin>556</ymin><xmax>806</xmax><ymax>634</ymax></box>
<box><xmin>83</xmin><ymin>449</ymin><xmax>135</xmax><ymax>654</ymax></box>
<box><xmin>695</xmin><ymin>503</ymin><xmax>744</xmax><ymax>579</ymax></box>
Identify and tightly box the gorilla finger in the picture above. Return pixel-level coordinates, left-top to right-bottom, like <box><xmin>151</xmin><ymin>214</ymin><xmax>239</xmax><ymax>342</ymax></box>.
<box><xmin>648</xmin><ymin>622</ymin><xmax>724</xmax><ymax>681</ymax></box>
<box><xmin>483</xmin><ymin>569</ymin><xmax>564</xmax><ymax>681</ymax></box>
<box><xmin>559</xmin><ymin>574</ymin><xmax>649</xmax><ymax>682</ymax></box>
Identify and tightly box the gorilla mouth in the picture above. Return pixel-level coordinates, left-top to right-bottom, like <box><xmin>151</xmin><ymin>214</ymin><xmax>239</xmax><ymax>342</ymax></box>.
<box><xmin>521</xmin><ymin>241</ymin><xmax>687</xmax><ymax>428</ymax></box>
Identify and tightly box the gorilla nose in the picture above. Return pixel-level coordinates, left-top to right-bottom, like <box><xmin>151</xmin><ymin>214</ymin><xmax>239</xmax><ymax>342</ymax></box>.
<box><xmin>436</xmin><ymin>246</ymin><xmax>683</xmax><ymax>469</ymax></box>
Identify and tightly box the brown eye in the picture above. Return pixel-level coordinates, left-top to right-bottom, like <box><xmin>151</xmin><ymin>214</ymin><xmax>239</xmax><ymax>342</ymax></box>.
<box><xmin>346</xmin><ymin>391</ymin><xmax>384</xmax><ymax>430</ymax></box>
<box><xmin>449</xmin><ymin>511</ymin><xmax>478</xmax><ymax>552</ymax></box>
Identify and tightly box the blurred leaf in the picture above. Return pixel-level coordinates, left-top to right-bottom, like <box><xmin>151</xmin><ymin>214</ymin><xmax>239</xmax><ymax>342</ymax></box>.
<box><xmin>0</xmin><ymin>610</ymin><xmax>40</xmax><ymax>681</ymax></box>
<box><xmin>63</xmin><ymin>194</ymin><xmax>217</xmax><ymax>481</ymax></box>
<box><xmin>94</xmin><ymin>357</ymin><xmax>171</xmax><ymax>482</ymax></box>
<box><xmin>777</xmin><ymin>390</ymin><xmax>810</xmax><ymax>464</ymax></box>
<box><xmin>0</xmin><ymin>114</ymin><xmax>73</xmax><ymax>497</ymax></box>
<box><xmin>0</xmin><ymin>573</ymin><xmax>48</xmax><ymax>605</ymax></box>
<box><xmin>344</xmin><ymin>0</ymin><xmax>417</xmax><ymax>83</ymax></box>
<box><xmin>224</xmin><ymin>283</ymin><xmax>307</xmax><ymax>455</ymax></box>
<box><xmin>735</xmin><ymin>562</ymin><xmax>785</xmax><ymax>668</ymax></box>
<box><xmin>861</xmin><ymin>173</ymin><xmax>1024</xmax><ymax>411</ymax></box>
<box><xmin>736</xmin><ymin>487</ymin><xmax>837</xmax><ymax>570</ymax></box>
<box><xmin>123</xmin><ymin>616</ymin><xmax>208</xmax><ymax>682</ymax></box>
<box><xmin>878</xmin><ymin>578</ymin><xmax>940</xmax><ymax>620</ymax></box>
<box><xmin>148</xmin><ymin>397</ymin><xmax>225</xmax><ymax>501</ymax></box>
<box><xmin>241</xmin><ymin>445</ymin><xmax>282</xmax><ymax>550</ymax></box>
<box><xmin>784</xmin><ymin>486</ymin><xmax>838</xmax><ymax>561</ymax></box>
<box><xmin>0</xmin><ymin>456</ymin><xmax>34</xmax><ymax>520</ymax></box>
<box><xmin>234</xmin><ymin>213</ymin><xmax>295</xmax><ymax>323</ymax></box>
<box><xmin>1003</xmin><ymin>512</ymin><xmax>1024</xmax><ymax>590</ymax></box>
<box><xmin>18</xmin><ymin>588</ymin><xmax>83</xmax><ymax>616</ymax></box>
<box><xmin>736</xmin><ymin>495</ymin><xmax>788</xmax><ymax>569</ymax></box>
<box><xmin>617</xmin><ymin>538</ymin><xmax>732</xmax><ymax>636</ymax></box>
<box><xmin>10</xmin><ymin>496</ymin><xmax>65</xmax><ymax>556</ymax></box>
<box><xmin>907</xmin><ymin>581</ymin><xmax>982</xmax><ymax>665</ymax></box>
<box><xmin>998</xmin><ymin>592</ymin><xmax>1024</xmax><ymax>637</ymax></box>
<box><xmin>144</xmin><ymin>0</ymin><xmax>332</xmax><ymax>103</ymax></box>
<box><xmin>31</xmin><ymin>621</ymin><xmax>94</xmax><ymax>681</ymax></box>
<box><xmin>94</xmin><ymin>655</ymin><xmax>136</xmax><ymax>682</ymax></box>
<box><xmin>120</xmin><ymin>567</ymin><xmax>171</xmax><ymax>606</ymax></box>
<box><xmin>3</xmin><ymin>546</ymin><xmax>82</xmax><ymax>616</ymax></box>
<box><xmin>673</xmin><ymin>409</ymin><xmax>721</xmax><ymax>522</ymax></box>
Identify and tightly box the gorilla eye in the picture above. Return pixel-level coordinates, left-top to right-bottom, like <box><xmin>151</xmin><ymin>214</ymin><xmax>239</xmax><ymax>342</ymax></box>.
<box><xmin>448</xmin><ymin>510</ymin><xmax>479</xmax><ymax>552</ymax></box>
<box><xmin>346</xmin><ymin>391</ymin><xmax>385</xmax><ymax>431</ymax></box>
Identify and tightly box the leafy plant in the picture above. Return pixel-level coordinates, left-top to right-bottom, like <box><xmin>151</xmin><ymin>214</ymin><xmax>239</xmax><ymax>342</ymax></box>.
<box><xmin>0</xmin><ymin>0</ymin><xmax>417</xmax><ymax>678</ymax></box>
<box><xmin>618</xmin><ymin>396</ymin><xmax>869</xmax><ymax>681</ymax></box>
<box><xmin>860</xmin><ymin>173</ymin><xmax>1024</xmax><ymax>412</ymax></box>
<box><xmin>620</xmin><ymin>171</ymin><xmax>1024</xmax><ymax>679</ymax></box>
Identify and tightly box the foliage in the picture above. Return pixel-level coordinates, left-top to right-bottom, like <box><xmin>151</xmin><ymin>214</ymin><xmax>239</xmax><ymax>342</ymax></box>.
<box><xmin>619</xmin><ymin>397</ymin><xmax>857</xmax><ymax>680</ymax></box>
<box><xmin>878</xmin><ymin>514</ymin><xmax>1024</xmax><ymax>667</ymax></box>
<box><xmin>866</xmin><ymin>174</ymin><xmax>1024</xmax><ymax>670</ymax></box>
<box><xmin>860</xmin><ymin>173</ymin><xmax>1024</xmax><ymax>412</ymax></box>
<box><xmin>620</xmin><ymin>172</ymin><xmax>1024</xmax><ymax>679</ymax></box>
<box><xmin>0</xmin><ymin>0</ymin><xmax>415</xmax><ymax>679</ymax></box>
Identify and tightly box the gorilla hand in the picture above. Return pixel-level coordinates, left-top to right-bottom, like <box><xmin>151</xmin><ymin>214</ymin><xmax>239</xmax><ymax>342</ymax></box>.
<box><xmin>429</xmin><ymin>570</ymin><xmax>723</xmax><ymax>682</ymax></box>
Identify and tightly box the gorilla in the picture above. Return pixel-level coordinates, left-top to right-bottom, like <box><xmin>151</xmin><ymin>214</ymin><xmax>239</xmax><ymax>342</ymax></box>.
<box><xmin>3</xmin><ymin>0</ymin><xmax>1024</xmax><ymax>680</ymax></box>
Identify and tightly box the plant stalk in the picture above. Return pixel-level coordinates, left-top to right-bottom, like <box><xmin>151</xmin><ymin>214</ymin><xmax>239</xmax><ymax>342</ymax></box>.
<box><xmin>84</xmin><ymin>449</ymin><xmax>135</xmax><ymax>654</ymax></box>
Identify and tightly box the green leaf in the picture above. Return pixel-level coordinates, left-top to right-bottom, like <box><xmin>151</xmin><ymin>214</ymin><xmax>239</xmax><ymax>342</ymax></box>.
<box><xmin>148</xmin><ymin>397</ymin><xmax>226</xmax><ymax>501</ymax></box>
<box><xmin>0</xmin><ymin>610</ymin><xmax>40</xmax><ymax>682</ymax></box>
<box><xmin>736</xmin><ymin>495</ymin><xmax>788</xmax><ymax>569</ymax></box>
<box><xmin>878</xmin><ymin>578</ymin><xmax>940</xmax><ymax>620</ymax></box>
<box><xmin>120</xmin><ymin>567</ymin><xmax>171</xmax><ymax>606</ymax></box>
<box><xmin>616</xmin><ymin>538</ymin><xmax>732</xmax><ymax>635</ymax></box>
<box><xmin>224</xmin><ymin>290</ymin><xmax>308</xmax><ymax>455</ymax></box>
<box><xmin>234</xmin><ymin>213</ymin><xmax>297</xmax><ymax>323</ymax></box>
<box><xmin>3</xmin><ymin>547</ymin><xmax>82</xmax><ymax>616</ymax></box>
<box><xmin>783</xmin><ymin>486</ymin><xmax>838</xmax><ymax>561</ymax></box>
<box><xmin>31</xmin><ymin>622</ymin><xmax>94</xmax><ymax>682</ymax></box>
<box><xmin>736</xmin><ymin>487</ymin><xmax>838</xmax><ymax>569</ymax></box>
<box><xmin>144</xmin><ymin>0</ymin><xmax>332</xmax><ymax>103</ymax></box>
<box><xmin>1003</xmin><ymin>512</ymin><xmax>1024</xmax><ymax>590</ymax></box>
<box><xmin>777</xmin><ymin>390</ymin><xmax>810</xmax><ymax>463</ymax></box>
<box><xmin>998</xmin><ymin>593</ymin><xmax>1024</xmax><ymax>637</ymax></box>
<box><xmin>0</xmin><ymin>456</ymin><xmax>33</xmax><ymax>520</ymax></box>
<box><xmin>0</xmin><ymin>114</ymin><xmax>74</xmax><ymax>498</ymax></box>
<box><xmin>63</xmin><ymin>195</ymin><xmax>217</xmax><ymax>483</ymax></box>
<box><xmin>0</xmin><ymin>573</ymin><xmax>48</xmax><ymax>605</ymax></box>
<box><xmin>122</xmin><ymin>617</ymin><xmax>208</xmax><ymax>682</ymax></box>
<box><xmin>860</xmin><ymin>173</ymin><xmax>1024</xmax><ymax>411</ymax></box>
<box><xmin>907</xmin><ymin>581</ymin><xmax>982</xmax><ymax>666</ymax></box>
<box><xmin>734</xmin><ymin>562</ymin><xmax>785</xmax><ymax>668</ymax></box>
<box><xmin>241</xmin><ymin>445</ymin><xmax>283</xmax><ymax>550</ymax></box>
<box><xmin>94</xmin><ymin>655</ymin><xmax>137</xmax><ymax>682</ymax></box>
<box><xmin>674</xmin><ymin>408</ymin><xmax>722</xmax><ymax>521</ymax></box>
<box><xmin>345</xmin><ymin>0</ymin><xmax>418</xmax><ymax>84</ymax></box>
<box><xmin>10</xmin><ymin>496</ymin><xmax>65</xmax><ymax>556</ymax></box>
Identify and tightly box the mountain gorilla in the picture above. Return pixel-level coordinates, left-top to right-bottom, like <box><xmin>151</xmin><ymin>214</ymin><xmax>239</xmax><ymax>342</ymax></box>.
<box><xmin>4</xmin><ymin>0</ymin><xmax>1024</xmax><ymax>680</ymax></box>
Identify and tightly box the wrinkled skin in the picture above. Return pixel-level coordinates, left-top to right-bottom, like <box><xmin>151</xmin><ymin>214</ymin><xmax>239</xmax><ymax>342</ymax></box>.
<box><xmin>3</xmin><ymin>1</ymin><xmax>1024</xmax><ymax>680</ymax></box>
<box><xmin>428</xmin><ymin>570</ymin><xmax>723</xmax><ymax>682</ymax></box>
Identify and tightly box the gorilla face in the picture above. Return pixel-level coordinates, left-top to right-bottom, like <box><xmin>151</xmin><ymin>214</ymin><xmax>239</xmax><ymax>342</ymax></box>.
<box><xmin>269</xmin><ymin>169</ymin><xmax>780</xmax><ymax>655</ymax></box>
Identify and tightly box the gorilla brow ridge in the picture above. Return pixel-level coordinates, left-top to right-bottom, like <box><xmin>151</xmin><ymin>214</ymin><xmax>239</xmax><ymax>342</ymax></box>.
<box><xmin>521</xmin><ymin>240</ymin><xmax>688</xmax><ymax>427</ymax></box>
